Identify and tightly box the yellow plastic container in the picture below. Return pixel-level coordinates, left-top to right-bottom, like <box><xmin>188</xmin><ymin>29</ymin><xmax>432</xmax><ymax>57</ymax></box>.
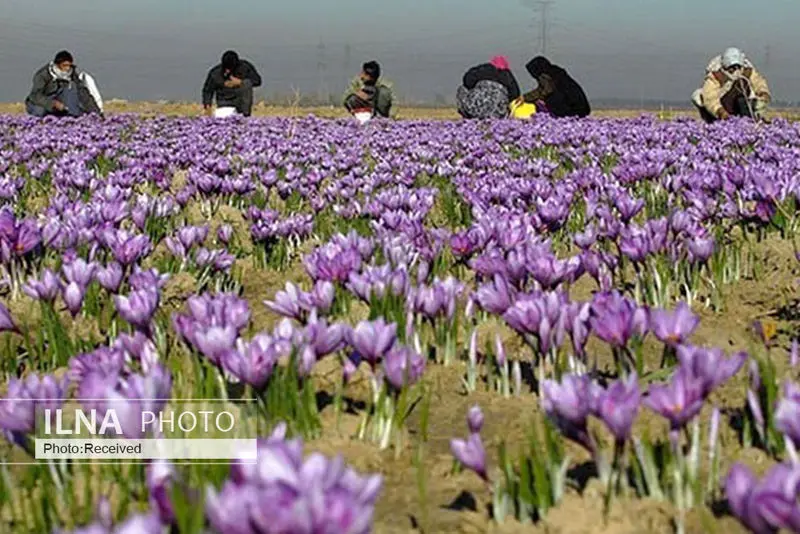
<box><xmin>510</xmin><ymin>100</ymin><xmax>537</xmax><ymax>119</ymax></box>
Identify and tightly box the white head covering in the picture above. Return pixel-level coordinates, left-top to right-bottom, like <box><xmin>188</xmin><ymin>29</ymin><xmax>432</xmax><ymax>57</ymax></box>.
<box><xmin>721</xmin><ymin>47</ymin><xmax>746</xmax><ymax>69</ymax></box>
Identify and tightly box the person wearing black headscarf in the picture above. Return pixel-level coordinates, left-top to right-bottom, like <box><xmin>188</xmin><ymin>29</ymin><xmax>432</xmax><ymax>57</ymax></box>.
<box><xmin>520</xmin><ymin>56</ymin><xmax>590</xmax><ymax>118</ymax></box>
<box><xmin>202</xmin><ymin>50</ymin><xmax>262</xmax><ymax>117</ymax></box>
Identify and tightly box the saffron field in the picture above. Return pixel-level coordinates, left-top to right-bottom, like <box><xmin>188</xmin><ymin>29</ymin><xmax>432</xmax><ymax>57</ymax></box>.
<box><xmin>0</xmin><ymin>113</ymin><xmax>799</xmax><ymax>533</ymax></box>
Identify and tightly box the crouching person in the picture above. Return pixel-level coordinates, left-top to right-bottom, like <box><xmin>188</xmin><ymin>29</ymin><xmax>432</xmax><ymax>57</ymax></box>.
<box><xmin>519</xmin><ymin>56</ymin><xmax>590</xmax><ymax>118</ymax></box>
<box><xmin>202</xmin><ymin>50</ymin><xmax>262</xmax><ymax>118</ymax></box>
<box><xmin>344</xmin><ymin>61</ymin><xmax>393</xmax><ymax>123</ymax></box>
<box><xmin>26</xmin><ymin>50</ymin><xmax>103</xmax><ymax>118</ymax></box>
<box><xmin>691</xmin><ymin>47</ymin><xmax>770</xmax><ymax>123</ymax></box>
<box><xmin>456</xmin><ymin>56</ymin><xmax>520</xmax><ymax>119</ymax></box>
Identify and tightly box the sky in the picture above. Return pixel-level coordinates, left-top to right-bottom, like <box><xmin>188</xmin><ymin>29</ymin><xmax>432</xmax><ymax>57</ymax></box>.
<box><xmin>1</xmin><ymin>0</ymin><xmax>799</xmax><ymax>105</ymax></box>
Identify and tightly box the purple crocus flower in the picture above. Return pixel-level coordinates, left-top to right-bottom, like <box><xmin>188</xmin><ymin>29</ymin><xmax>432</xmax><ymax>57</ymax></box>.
<box><xmin>264</xmin><ymin>282</ymin><xmax>306</xmax><ymax>321</ymax></box>
<box><xmin>592</xmin><ymin>373</ymin><xmax>641</xmax><ymax>444</ymax></box>
<box><xmin>192</xmin><ymin>325</ymin><xmax>239</xmax><ymax>365</ymax></box>
<box><xmin>590</xmin><ymin>291</ymin><xmax>648</xmax><ymax>348</ymax></box>
<box><xmin>725</xmin><ymin>463</ymin><xmax>775</xmax><ymax>534</ymax></box>
<box><xmin>217</xmin><ymin>224</ymin><xmax>233</xmax><ymax>245</ymax></box>
<box><xmin>450</xmin><ymin>404</ymin><xmax>488</xmax><ymax>481</ymax></box>
<box><xmin>619</xmin><ymin>226</ymin><xmax>651</xmax><ymax>264</ymax></box>
<box><xmin>306</xmin><ymin>280</ymin><xmax>335</xmax><ymax>314</ymax></box>
<box><xmin>775</xmin><ymin>381</ymin><xmax>800</xmax><ymax>448</ymax></box>
<box><xmin>207</xmin><ymin>429</ymin><xmax>381</xmax><ymax>534</ymax></box>
<box><xmin>63</xmin><ymin>281</ymin><xmax>85</xmax><ymax>317</ymax></box>
<box><xmin>104</xmin><ymin>364</ymin><xmax>172</xmax><ymax>439</ymax></box>
<box><xmin>650</xmin><ymin>302</ymin><xmax>699</xmax><ymax>346</ymax></box>
<box><xmin>0</xmin><ymin>301</ymin><xmax>18</xmax><ymax>334</ymax></box>
<box><xmin>754</xmin><ymin>463</ymin><xmax>800</xmax><ymax>532</ymax></box>
<box><xmin>467</xmin><ymin>405</ymin><xmax>484</xmax><ymax>434</ymax></box>
<box><xmin>565</xmin><ymin>301</ymin><xmax>591</xmax><ymax>357</ymax></box>
<box><xmin>542</xmin><ymin>374</ymin><xmax>594</xmax><ymax>451</ymax></box>
<box><xmin>450</xmin><ymin>229</ymin><xmax>483</xmax><ymax>259</ymax></box>
<box><xmin>0</xmin><ymin>373</ymin><xmax>67</xmax><ymax>447</ymax></box>
<box><xmin>383</xmin><ymin>345</ymin><xmax>426</xmax><ymax>391</ymax></box>
<box><xmin>147</xmin><ymin>459</ymin><xmax>175</xmax><ymax>525</ymax></box>
<box><xmin>23</xmin><ymin>269</ymin><xmax>62</xmax><ymax>302</ymax></box>
<box><xmin>475</xmin><ymin>274</ymin><xmax>515</xmax><ymax>315</ymax></box>
<box><xmin>644</xmin><ymin>367</ymin><xmax>706</xmax><ymax>430</ymax></box>
<box><xmin>212</xmin><ymin>250</ymin><xmax>236</xmax><ymax>272</ymax></box>
<box><xmin>194</xmin><ymin>248</ymin><xmax>214</xmax><ymax>268</ymax></box>
<box><xmin>450</xmin><ymin>433</ymin><xmax>488</xmax><ymax>482</ymax></box>
<box><xmin>129</xmin><ymin>267</ymin><xmax>169</xmax><ymax>291</ymax></box>
<box><xmin>528</xmin><ymin>254</ymin><xmax>582</xmax><ymax>291</ymax></box>
<box><xmin>676</xmin><ymin>345</ymin><xmax>747</xmax><ymax>396</ymax></box>
<box><xmin>114</xmin><ymin>332</ymin><xmax>160</xmax><ymax>373</ymax></box>
<box><xmin>494</xmin><ymin>334</ymin><xmax>506</xmax><ymax>367</ymax></box>
<box><xmin>614</xmin><ymin>194</ymin><xmax>645</xmax><ymax>223</ymax></box>
<box><xmin>101</xmin><ymin>229</ymin><xmax>152</xmax><ymax>267</ymax></box>
<box><xmin>114</xmin><ymin>288</ymin><xmax>160</xmax><ymax>331</ymax></box>
<box><xmin>347</xmin><ymin>319</ymin><xmax>397</xmax><ymax>370</ymax></box>
<box><xmin>686</xmin><ymin>234</ymin><xmax>715</xmax><ymax>264</ymax></box>
<box><xmin>297</xmin><ymin>345</ymin><xmax>318</xmax><ymax>377</ymax></box>
<box><xmin>95</xmin><ymin>262</ymin><xmax>124</xmax><ymax>293</ymax></box>
<box><xmin>303</xmin><ymin>242</ymin><xmax>363</xmax><ymax>283</ymax></box>
<box><xmin>176</xmin><ymin>225</ymin><xmax>207</xmax><ymax>250</ymax></box>
<box><xmin>411</xmin><ymin>284</ymin><xmax>447</xmax><ymax>320</ymax></box>
<box><xmin>205</xmin><ymin>483</ymin><xmax>257</xmax><ymax>534</ymax></box>
<box><xmin>173</xmin><ymin>293</ymin><xmax>251</xmax><ymax>362</ymax></box>
<box><xmin>574</xmin><ymin>226</ymin><xmax>597</xmax><ymax>250</ymax></box>
<box><xmin>62</xmin><ymin>258</ymin><xmax>97</xmax><ymax>289</ymax></box>
<box><xmin>726</xmin><ymin>462</ymin><xmax>800</xmax><ymax>534</ymax></box>
<box><xmin>503</xmin><ymin>298</ymin><xmax>544</xmax><ymax>337</ymax></box>
<box><xmin>221</xmin><ymin>334</ymin><xmax>283</xmax><ymax>390</ymax></box>
<box><xmin>304</xmin><ymin>315</ymin><xmax>347</xmax><ymax>358</ymax></box>
<box><xmin>164</xmin><ymin>237</ymin><xmax>187</xmax><ymax>260</ymax></box>
<box><xmin>12</xmin><ymin>219</ymin><xmax>42</xmax><ymax>257</ymax></box>
<box><xmin>69</xmin><ymin>347</ymin><xmax>127</xmax><ymax>385</ymax></box>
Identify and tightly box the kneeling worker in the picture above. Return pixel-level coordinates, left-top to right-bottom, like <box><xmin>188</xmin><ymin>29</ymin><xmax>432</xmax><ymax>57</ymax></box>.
<box><xmin>344</xmin><ymin>61</ymin><xmax>393</xmax><ymax>123</ymax></box>
<box><xmin>518</xmin><ymin>56</ymin><xmax>590</xmax><ymax>118</ymax></box>
<box><xmin>26</xmin><ymin>50</ymin><xmax>103</xmax><ymax>118</ymax></box>
<box><xmin>691</xmin><ymin>47</ymin><xmax>770</xmax><ymax>123</ymax></box>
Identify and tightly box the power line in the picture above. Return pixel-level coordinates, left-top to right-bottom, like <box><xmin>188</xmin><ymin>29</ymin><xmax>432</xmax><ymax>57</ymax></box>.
<box><xmin>539</xmin><ymin>1</ymin><xmax>554</xmax><ymax>56</ymax></box>
<box><xmin>342</xmin><ymin>43</ymin><xmax>352</xmax><ymax>93</ymax></box>
<box><xmin>764</xmin><ymin>44</ymin><xmax>771</xmax><ymax>73</ymax></box>
<box><xmin>523</xmin><ymin>0</ymin><xmax>554</xmax><ymax>56</ymax></box>
<box><xmin>316</xmin><ymin>40</ymin><xmax>327</xmax><ymax>102</ymax></box>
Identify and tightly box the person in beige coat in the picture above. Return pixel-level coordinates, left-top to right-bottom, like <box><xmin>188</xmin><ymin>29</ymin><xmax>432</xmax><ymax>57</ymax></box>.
<box><xmin>691</xmin><ymin>47</ymin><xmax>770</xmax><ymax>123</ymax></box>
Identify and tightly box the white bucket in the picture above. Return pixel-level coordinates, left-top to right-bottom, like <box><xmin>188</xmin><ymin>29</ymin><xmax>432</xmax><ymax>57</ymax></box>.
<box><xmin>353</xmin><ymin>111</ymin><xmax>373</xmax><ymax>124</ymax></box>
<box><xmin>214</xmin><ymin>107</ymin><xmax>238</xmax><ymax>119</ymax></box>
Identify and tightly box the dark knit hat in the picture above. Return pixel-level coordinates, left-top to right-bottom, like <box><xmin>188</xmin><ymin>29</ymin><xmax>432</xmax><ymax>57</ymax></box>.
<box><xmin>362</xmin><ymin>61</ymin><xmax>381</xmax><ymax>80</ymax></box>
<box><xmin>222</xmin><ymin>50</ymin><xmax>240</xmax><ymax>70</ymax></box>
<box><xmin>54</xmin><ymin>50</ymin><xmax>74</xmax><ymax>65</ymax></box>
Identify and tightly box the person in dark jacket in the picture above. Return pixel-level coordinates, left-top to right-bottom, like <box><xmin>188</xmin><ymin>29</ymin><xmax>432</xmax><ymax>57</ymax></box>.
<box><xmin>456</xmin><ymin>56</ymin><xmax>520</xmax><ymax>119</ymax></box>
<box><xmin>202</xmin><ymin>51</ymin><xmax>262</xmax><ymax>117</ymax></box>
<box><xmin>344</xmin><ymin>61</ymin><xmax>393</xmax><ymax>121</ymax></box>
<box><xmin>520</xmin><ymin>56</ymin><xmax>590</xmax><ymax>118</ymax></box>
<box><xmin>25</xmin><ymin>50</ymin><xmax>103</xmax><ymax>118</ymax></box>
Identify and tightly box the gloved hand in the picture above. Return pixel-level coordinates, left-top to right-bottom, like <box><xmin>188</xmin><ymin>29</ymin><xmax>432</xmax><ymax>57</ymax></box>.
<box><xmin>716</xmin><ymin>108</ymin><xmax>730</xmax><ymax>120</ymax></box>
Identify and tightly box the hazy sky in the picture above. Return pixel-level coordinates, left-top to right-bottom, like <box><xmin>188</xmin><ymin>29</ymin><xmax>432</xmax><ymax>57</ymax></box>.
<box><xmin>1</xmin><ymin>0</ymin><xmax>799</xmax><ymax>104</ymax></box>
